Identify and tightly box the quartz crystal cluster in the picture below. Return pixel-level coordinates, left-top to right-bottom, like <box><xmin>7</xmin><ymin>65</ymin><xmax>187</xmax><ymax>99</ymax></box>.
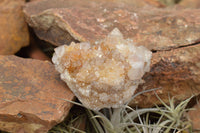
<box><xmin>52</xmin><ymin>28</ymin><xmax>152</xmax><ymax>110</ymax></box>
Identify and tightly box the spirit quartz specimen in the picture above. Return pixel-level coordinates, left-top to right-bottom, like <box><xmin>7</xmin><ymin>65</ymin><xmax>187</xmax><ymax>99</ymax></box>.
<box><xmin>52</xmin><ymin>28</ymin><xmax>152</xmax><ymax>110</ymax></box>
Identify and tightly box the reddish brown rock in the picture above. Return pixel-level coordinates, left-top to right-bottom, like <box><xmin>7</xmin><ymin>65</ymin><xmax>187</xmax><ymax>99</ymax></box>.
<box><xmin>0</xmin><ymin>0</ymin><xmax>29</xmax><ymax>55</ymax></box>
<box><xmin>23</xmin><ymin>0</ymin><xmax>151</xmax><ymax>47</ymax></box>
<box><xmin>179</xmin><ymin>0</ymin><xmax>200</xmax><ymax>8</ymax></box>
<box><xmin>23</xmin><ymin>0</ymin><xmax>200</xmax><ymax>108</ymax></box>
<box><xmin>27</xmin><ymin>28</ymin><xmax>51</xmax><ymax>61</ymax></box>
<box><xmin>29</xmin><ymin>0</ymin><xmax>43</xmax><ymax>2</ymax></box>
<box><xmin>28</xmin><ymin>43</ymin><xmax>51</xmax><ymax>61</ymax></box>
<box><xmin>28</xmin><ymin>31</ymin><xmax>51</xmax><ymax>61</ymax></box>
<box><xmin>24</xmin><ymin>0</ymin><xmax>200</xmax><ymax>50</ymax></box>
<box><xmin>0</xmin><ymin>55</ymin><xmax>74</xmax><ymax>133</ymax></box>
<box><xmin>130</xmin><ymin>44</ymin><xmax>200</xmax><ymax>107</ymax></box>
<box><xmin>144</xmin><ymin>0</ymin><xmax>165</xmax><ymax>7</ymax></box>
<box><xmin>187</xmin><ymin>99</ymin><xmax>200</xmax><ymax>131</ymax></box>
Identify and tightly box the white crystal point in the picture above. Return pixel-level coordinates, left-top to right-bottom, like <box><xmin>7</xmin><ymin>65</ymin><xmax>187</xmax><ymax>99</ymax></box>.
<box><xmin>108</xmin><ymin>28</ymin><xmax>123</xmax><ymax>38</ymax></box>
<box><xmin>52</xmin><ymin>28</ymin><xmax>152</xmax><ymax>110</ymax></box>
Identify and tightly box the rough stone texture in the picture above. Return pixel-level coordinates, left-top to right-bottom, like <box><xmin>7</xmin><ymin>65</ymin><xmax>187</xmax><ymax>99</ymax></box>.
<box><xmin>0</xmin><ymin>55</ymin><xmax>74</xmax><ymax>133</ymax></box>
<box><xmin>23</xmin><ymin>0</ymin><xmax>151</xmax><ymax>47</ymax></box>
<box><xmin>187</xmin><ymin>100</ymin><xmax>200</xmax><ymax>131</ymax></box>
<box><xmin>23</xmin><ymin>0</ymin><xmax>200</xmax><ymax>108</ymax></box>
<box><xmin>52</xmin><ymin>29</ymin><xmax>152</xmax><ymax>110</ymax></box>
<box><xmin>130</xmin><ymin>44</ymin><xmax>200</xmax><ymax>107</ymax></box>
<box><xmin>179</xmin><ymin>0</ymin><xmax>200</xmax><ymax>8</ymax></box>
<box><xmin>0</xmin><ymin>0</ymin><xmax>29</xmax><ymax>55</ymax></box>
<box><xmin>23</xmin><ymin>0</ymin><xmax>200</xmax><ymax>51</ymax></box>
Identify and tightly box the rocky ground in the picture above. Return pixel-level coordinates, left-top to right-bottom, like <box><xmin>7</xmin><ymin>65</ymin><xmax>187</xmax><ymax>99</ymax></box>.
<box><xmin>0</xmin><ymin>0</ymin><xmax>200</xmax><ymax>132</ymax></box>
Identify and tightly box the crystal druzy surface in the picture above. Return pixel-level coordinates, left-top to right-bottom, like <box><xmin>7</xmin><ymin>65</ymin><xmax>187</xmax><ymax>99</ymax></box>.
<box><xmin>52</xmin><ymin>28</ymin><xmax>152</xmax><ymax>110</ymax></box>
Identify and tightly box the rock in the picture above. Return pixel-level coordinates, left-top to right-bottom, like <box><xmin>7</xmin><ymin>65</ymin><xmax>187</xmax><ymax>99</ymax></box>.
<box><xmin>29</xmin><ymin>0</ymin><xmax>43</xmax><ymax>2</ymax></box>
<box><xmin>28</xmin><ymin>42</ymin><xmax>51</xmax><ymax>61</ymax></box>
<box><xmin>187</xmin><ymin>100</ymin><xmax>200</xmax><ymax>131</ymax></box>
<box><xmin>0</xmin><ymin>0</ymin><xmax>29</xmax><ymax>55</ymax></box>
<box><xmin>23</xmin><ymin>0</ymin><xmax>200</xmax><ymax>50</ymax></box>
<box><xmin>52</xmin><ymin>28</ymin><xmax>152</xmax><ymax>110</ymax></box>
<box><xmin>0</xmin><ymin>55</ymin><xmax>74</xmax><ymax>133</ymax></box>
<box><xmin>28</xmin><ymin>30</ymin><xmax>51</xmax><ymax>61</ymax></box>
<box><xmin>157</xmin><ymin>0</ymin><xmax>179</xmax><ymax>6</ymax></box>
<box><xmin>24</xmin><ymin>0</ymin><xmax>151</xmax><ymax>46</ymax></box>
<box><xmin>179</xmin><ymin>0</ymin><xmax>200</xmax><ymax>8</ymax></box>
<box><xmin>143</xmin><ymin>0</ymin><xmax>165</xmax><ymax>7</ymax></box>
<box><xmin>23</xmin><ymin>0</ymin><xmax>200</xmax><ymax>108</ymax></box>
<box><xmin>20</xmin><ymin>28</ymin><xmax>53</xmax><ymax>61</ymax></box>
<box><xmin>130</xmin><ymin>44</ymin><xmax>200</xmax><ymax>107</ymax></box>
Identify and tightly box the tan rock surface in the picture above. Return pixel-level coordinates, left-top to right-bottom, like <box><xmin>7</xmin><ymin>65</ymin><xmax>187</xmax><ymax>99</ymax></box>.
<box><xmin>0</xmin><ymin>0</ymin><xmax>29</xmax><ymax>55</ymax></box>
<box><xmin>0</xmin><ymin>55</ymin><xmax>74</xmax><ymax>133</ymax></box>
<box><xmin>24</xmin><ymin>0</ymin><xmax>200</xmax><ymax>50</ymax></box>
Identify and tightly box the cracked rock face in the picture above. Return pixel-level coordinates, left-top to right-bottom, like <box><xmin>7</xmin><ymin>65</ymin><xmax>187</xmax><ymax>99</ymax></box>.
<box><xmin>130</xmin><ymin>43</ymin><xmax>200</xmax><ymax>107</ymax></box>
<box><xmin>52</xmin><ymin>28</ymin><xmax>152</xmax><ymax>110</ymax></box>
<box><xmin>0</xmin><ymin>55</ymin><xmax>74</xmax><ymax>133</ymax></box>
<box><xmin>24</xmin><ymin>0</ymin><xmax>200</xmax><ymax>51</ymax></box>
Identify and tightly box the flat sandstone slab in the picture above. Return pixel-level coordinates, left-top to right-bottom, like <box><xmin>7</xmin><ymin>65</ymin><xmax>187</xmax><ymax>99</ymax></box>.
<box><xmin>24</xmin><ymin>0</ymin><xmax>200</xmax><ymax>50</ymax></box>
<box><xmin>0</xmin><ymin>55</ymin><xmax>74</xmax><ymax>133</ymax></box>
